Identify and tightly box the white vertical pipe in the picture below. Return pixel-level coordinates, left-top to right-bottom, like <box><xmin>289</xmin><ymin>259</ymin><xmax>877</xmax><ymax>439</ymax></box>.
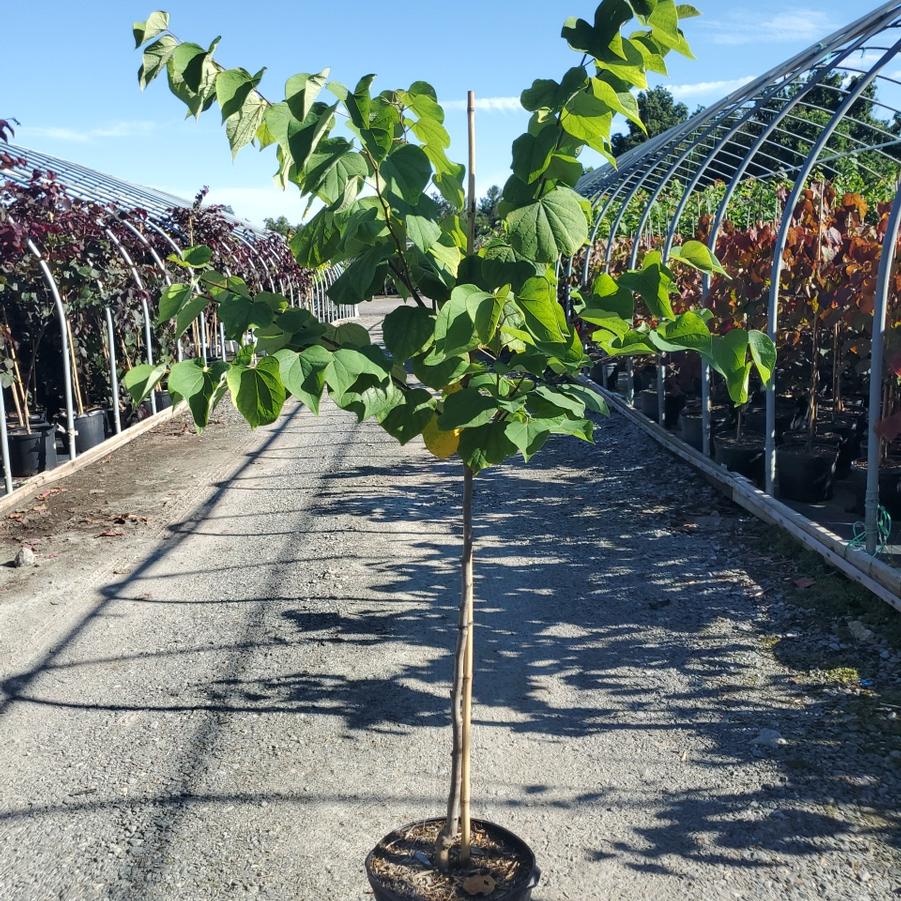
<box><xmin>104</xmin><ymin>306</ymin><xmax>122</xmax><ymax>435</ymax></box>
<box><xmin>0</xmin><ymin>386</ymin><xmax>12</xmax><ymax>494</ymax></box>
<box><xmin>865</xmin><ymin>186</ymin><xmax>901</xmax><ymax>553</ymax></box>
<box><xmin>23</xmin><ymin>238</ymin><xmax>77</xmax><ymax>460</ymax></box>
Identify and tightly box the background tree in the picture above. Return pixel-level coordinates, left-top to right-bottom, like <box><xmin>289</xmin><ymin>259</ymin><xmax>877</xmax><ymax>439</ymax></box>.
<box><xmin>611</xmin><ymin>85</ymin><xmax>689</xmax><ymax>157</ymax></box>
<box><xmin>475</xmin><ymin>184</ymin><xmax>501</xmax><ymax>239</ymax></box>
<box><xmin>263</xmin><ymin>215</ymin><xmax>297</xmax><ymax>239</ymax></box>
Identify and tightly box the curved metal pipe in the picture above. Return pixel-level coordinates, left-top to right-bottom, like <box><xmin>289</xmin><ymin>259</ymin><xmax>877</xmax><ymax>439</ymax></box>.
<box><xmin>8</xmin><ymin>214</ymin><xmax>78</xmax><ymax>462</ymax></box>
<box><xmin>104</xmin><ymin>306</ymin><xmax>122</xmax><ymax>435</ymax></box>
<box><xmin>144</xmin><ymin>220</ymin><xmax>208</xmax><ymax>364</ymax></box>
<box><xmin>0</xmin><ymin>387</ymin><xmax>12</xmax><ymax>494</ymax></box>
<box><xmin>866</xmin><ymin>183</ymin><xmax>901</xmax><ymax>552</ymax></box>
<box><xmin>696</xmin><ymin>32</ymin><xmax>879</xmax><ymax>458</ymax></box>
<box><xmin>94</xmin><ymin>276</ymin><xmax>122</xmax><ymax>436</ymax></box>
<box><xmin>103</xmin><ymin>225</ymin><xmax>158</xmax><ymax>415</ymax></box>
<box><xmin>764</xmin><ymin>39</ymin><xmax>901</xmax><ymax>494</ymax></box>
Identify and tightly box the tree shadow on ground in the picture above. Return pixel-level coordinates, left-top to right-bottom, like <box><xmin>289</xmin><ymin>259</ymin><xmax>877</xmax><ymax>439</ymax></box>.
<box><xmin>1</xmin><ymin>406</ymin><xmax>898</xmax><ymax>882</ymax></box>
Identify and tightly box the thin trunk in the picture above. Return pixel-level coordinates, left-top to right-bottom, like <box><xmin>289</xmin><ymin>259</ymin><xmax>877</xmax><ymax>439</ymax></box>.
<box><xmin>459</xmin><ymin>465</ymin><xmax>475</xmax><ymax>864</ymax></box>
<box><xmin>808</xmin><ymin>182</ymin><xmax>825</xmax><ymax>453</ymax></box>
<box><xmin>118</xmin><ymin>336</ymin><xmax>134</xmax><ymax>373</ymax></box>
<box><xmin>435</xmin><ymin>465</ymin><xmax>475</xmax><ymax>870</ymax></box>
<box><xmin>832</xmin><ymin>323</ymin><xmax>842</xmax><ymax>415</ymax></box>
<box><xmin>808</xmin><ymin>314</ymin><xmax>818</xmax><ymax>452</ymax></box>
<box><xmin>435</xmin><ymin>90</ymin><xmax>479</xmax><ymax>875</ymax></box>
<box><xmin>3</xmin><ymin>322</ymin><xmax>27</xmax><ymax>429</ymax></box>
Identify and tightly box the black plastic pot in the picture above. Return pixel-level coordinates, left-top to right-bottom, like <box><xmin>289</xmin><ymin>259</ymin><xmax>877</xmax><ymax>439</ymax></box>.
<box><xmin>74</xmin><ymin>410</ymin><xmax>107</xmax><ymax>455</ymax></box>
<box><xmin>776</xmin><ymin>439</ymin><xmax>839</xmax><ymax>502</ymax></box>
<box><xmin>37</xmin><ymin>422</ymin><xmax>58</xmax><ymax>471</ymax></box>
<box><xmin>679</xmin><ymin>413</ymin><xmax>705</xmax><ymax>451</ymax></box>
<box><xmin>741</xmin><ymin>408</ymin><xmax>797</xmax><ymax>442</ymax></box>
<box><xmin>848</xmin><ymin>462</ymin><xmax>901</xmax><ymax>518</ymax></box>
<box><xmin>665</xmin><ymin>394</ymin><xmax>685</xmax><ymax>430</ymax></box>
<box><xmin>714</xmin><ymin>435</ymin><xmax>764</xmax><ymax>484</ymax></box>
<box><xmin>365</xmin><ymin>819</ymin><xmax>540</xmax><ymax>901</ymax></box>
<box><xmin>638</xmin><ymin>388</ymin><xmax>660</xmax><ymax>420</ymax></box>
<box><xmin>826</xmin><ymin>430</ymin><xmax>857</xmax><ymax>480</ymax></box>
<box><xmin>8</xmin><ymin>429</ymin><xmax>45</xmax><ymax>477</ymax></box>
<box><xmin>154</xmin><ymin>390</ymin><xmax>173</xmax><ymax>411</ymax></box>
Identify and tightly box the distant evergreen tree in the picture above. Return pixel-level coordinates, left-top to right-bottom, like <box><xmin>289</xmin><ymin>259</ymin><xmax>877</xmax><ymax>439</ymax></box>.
<box><xmin>263</xmin><ymin>215</ymin><xmax>297</xmax><ymax>238</ymax></box>
<box><xmin>611</xmin><ymin>86</ymin><xmax>688</xmax><ymax>157</ymax></box>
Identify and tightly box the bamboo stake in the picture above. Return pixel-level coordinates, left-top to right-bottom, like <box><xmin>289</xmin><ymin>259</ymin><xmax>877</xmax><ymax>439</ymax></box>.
<box><xmin>436</xmin><ymin>89</ymin><xmax>479</xmax><ymax>875</ymax></box>
<box><xmin>459</xmin><ymin>88</ymin><xmax>478</xmax><ymax>867</ymax></box>
<box><xmin>2</xmin><ymin>321</ymin><xmax>26</xmax><ymax>428</ymax></box>
<box><xmin>466</xmin><ymin>90</ymin><xmax>477</xmax><ymax>256</ymax></box>
<box><xmin>66</xmin><ymin>317</ymin><xmax>85</xmax><ymax>415</ymax></box>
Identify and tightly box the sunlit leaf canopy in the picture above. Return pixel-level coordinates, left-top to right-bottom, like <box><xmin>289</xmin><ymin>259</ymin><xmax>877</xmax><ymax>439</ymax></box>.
<box><xmin>129</xmin><ymin>0</ymin><xmax>775</xmax><ymax>471</ymax></box>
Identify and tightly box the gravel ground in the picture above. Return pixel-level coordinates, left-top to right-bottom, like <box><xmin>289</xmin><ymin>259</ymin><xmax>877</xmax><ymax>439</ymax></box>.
<box><xmin>0</xmin><ymin>300</ymin><xmax>898</xmax><ymax>900</ymax></box>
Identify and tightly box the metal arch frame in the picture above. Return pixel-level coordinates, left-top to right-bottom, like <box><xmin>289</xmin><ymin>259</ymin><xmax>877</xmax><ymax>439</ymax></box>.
<box><xmin>0</xmin><ymin>148</ymin><xmax>313</xmax><ymax>494</ymax></box>
<box><xmin>672</xmin><ymin>30</ymin><xmax>881</xmax><ymax>456</ymax></box>
<box><xmin>93</xmin><ymin>276</ymin><xmax>122</xmax><ymax>436</ymax></box>
<box><xmin>576</xmin><ymin>4</ymin><xmax>901</xmax><ymax>507</ymax></box>
<box><xmin>867</xmin><ymin>183</ymin><xmax>901</xmax><ymax>551</ymax></box>
<box><xmin>143</xmin><ymin>219</ymin><xmax>211</xmax><ymax>364</ymax></box>
<box><xmin>117</xmin><ymin>215</ymin><xmax>184</xmax><ymax>363</ymax></box>
<box><xmin>101</xmin><ymin>220</ymin><xmax>159</xmax><ymax>416</ymax></box>
<box><xmin>622</xmin><ymin>110</ymin><xmax>757</xmax><ymax>424</ymax></box>
<box><xmin>0</xmin><ymin>385</ymin><xmax>11</xmax><ymax>494</ymax></box>
<box><xmin>5</xmin><ymin>214</ymin><xmax>78</xmax><ymax>463</ymax></box>
<box><xmin>764</xmin><ymin>39</ymin><xmax>901</xmax><ymax>494</ymax></box>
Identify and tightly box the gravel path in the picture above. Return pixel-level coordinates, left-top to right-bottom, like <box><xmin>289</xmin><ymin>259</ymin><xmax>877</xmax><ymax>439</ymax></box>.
<box><xmin>0</xmin><ymin>302</ymin><xmax>898</xmax><ymax>900</ymax></box>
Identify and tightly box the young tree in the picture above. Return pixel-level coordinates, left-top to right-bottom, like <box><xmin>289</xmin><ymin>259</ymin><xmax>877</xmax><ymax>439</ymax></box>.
<box><xmin>129</xmin><ymin>1</ymin><xmax>774</xmax><ymax>892</ymax></box>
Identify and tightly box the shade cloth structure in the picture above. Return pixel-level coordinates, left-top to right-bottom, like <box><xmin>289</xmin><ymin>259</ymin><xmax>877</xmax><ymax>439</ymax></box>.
<box><xmin>576</xmin><ymin>1</ymin><xmax>901</xmax><ymax>555</ymax></box>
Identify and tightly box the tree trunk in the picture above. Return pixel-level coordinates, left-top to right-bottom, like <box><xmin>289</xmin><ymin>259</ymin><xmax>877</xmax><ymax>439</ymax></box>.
<box><xmin>435</xmin><ymin>464</ymin><xmax>475</xmax><ymax>871</ymax></box>
<box><xmin>459</xmin><ymin>464</ymin><xmax>475</xmax><ymax>864</ymax></box>
<box><xmin>832</xmin><ymin>323</ymin><xmax>842</xmax><ymax>415</ymax></box>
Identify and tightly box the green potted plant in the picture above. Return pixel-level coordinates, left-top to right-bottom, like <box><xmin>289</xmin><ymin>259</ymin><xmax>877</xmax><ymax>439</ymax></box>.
<box><xmin>127</xmin><ymin>3</ymin><xmax>775</xmax><ymax>897</ymax></box>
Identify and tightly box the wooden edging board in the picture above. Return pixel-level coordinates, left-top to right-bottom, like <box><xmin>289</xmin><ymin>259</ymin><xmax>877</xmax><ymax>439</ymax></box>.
<box><xmin>0</xmin><ymin>405</ymin><xmax>180</xmax><ymax>517</ymax></box>
<box><xmin>579</xmin><ymin>376</ymin><xmax>901</xmax><ymax>611</ymax></box>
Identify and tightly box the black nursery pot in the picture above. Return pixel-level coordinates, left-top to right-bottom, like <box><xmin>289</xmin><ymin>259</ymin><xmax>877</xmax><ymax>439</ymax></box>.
<box><xmin>776</xmin><ymin>439</ymin><xmax>839</xmax><ymax>503</ymax></box>
<box><xmin>8</xmin><ymin>429</ymin><xmax>44</xmax><ymax>477</ymax></box>
<box><xmin>679</xmin><ymin>413</ymin><xmax>705</xmax><ymax>451</ymax></box>
<box><xmin>665</xmin><ymin>394</ymin><xmax>685</xmax><ymax>430</ymax></box>
<box><xmin>714</xmin><ymin>435</ymin><xmax>764</xmax><ymax>484</ymax></box>
<box><xmin>365</xmin><ymin>819</ymin><xmax>541</xmax><ymax>901</ymax></box>
<box><xmin>154</xmin><ymin>390</ymin><xmax>173</xmax><ymax>411</ymax></box>
<box><xmin>74</xmin><ymin>410</ymin><xmax>107</xmax><ymax>455</ymax></box>
<box><xmin>849</xmin><ymin>462</ymin><xmax>901</xmax><ymax>518</ymax></box>
<box><xmin>37</xmin><ymin>422</ymin><xmax>58</xmax><ymax>471</ymax></box>
<box><xmin>638</xmin><ymin>388</ymin><xmax>660</xmax><ymax>420</ymax></box>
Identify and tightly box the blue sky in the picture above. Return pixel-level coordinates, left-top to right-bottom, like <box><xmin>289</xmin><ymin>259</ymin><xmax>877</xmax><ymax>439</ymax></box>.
<box><xmin>1</xmin><ymin>1</ymin><xmax>868</xmax><ymax>225</ymax></box>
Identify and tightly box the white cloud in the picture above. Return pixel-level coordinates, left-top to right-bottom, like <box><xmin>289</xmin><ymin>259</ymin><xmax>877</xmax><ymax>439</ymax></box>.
<box><xmin>440</xmin><ymin>96</ymin><xmax>522</xmax><ymax>112</ymax></box>
<box><xmin>669</xmin><ymin>75</ymin><xmax>756</xmax><ymax>100</ymax></box>
<box><xmin>17</xmin><ymin>120</ymin><xmax>157</xmax><ymax>144</ymax></box>
<box><xmin>702</xmin><ymin>8</ymin><xmax>836</xmax><ymax>46</ymax></box>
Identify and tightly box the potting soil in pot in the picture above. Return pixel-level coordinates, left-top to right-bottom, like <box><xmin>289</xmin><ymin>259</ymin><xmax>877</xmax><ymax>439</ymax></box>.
<box><xmin>367</xmin><ymin>819</ymin><xmax>535</xmax><ymax>901</ymax></box>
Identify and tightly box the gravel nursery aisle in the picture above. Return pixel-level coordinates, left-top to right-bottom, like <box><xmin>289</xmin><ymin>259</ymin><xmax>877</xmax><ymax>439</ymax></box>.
<box><xmin>0</xmin><ymin>308</ymin><xmax>898</xmax><ymax>900</ymax></box>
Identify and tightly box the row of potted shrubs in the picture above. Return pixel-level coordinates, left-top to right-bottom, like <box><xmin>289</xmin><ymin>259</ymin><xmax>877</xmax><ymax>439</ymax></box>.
<box><xmin>619</xmin><ymin>371</ymin><xmax>901</xmax><ymax>517</ymax></box>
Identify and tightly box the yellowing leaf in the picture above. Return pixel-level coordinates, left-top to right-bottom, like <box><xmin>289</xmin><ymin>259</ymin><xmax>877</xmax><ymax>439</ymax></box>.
<box><xmin>422</xmin><ymin>415</ymin><xmax>460</xmax><ymax>459</ymax></box>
